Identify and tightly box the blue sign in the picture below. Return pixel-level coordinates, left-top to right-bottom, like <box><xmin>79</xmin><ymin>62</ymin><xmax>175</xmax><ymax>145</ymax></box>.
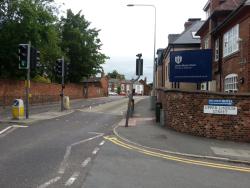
<box><xmin>208</xmin><ymin>99</ymin><xmax>234</xmax><ymax>106</ymax></box>
<box><xmin>169</xmin><ymin>49</ymin><xmax>212</xmax><ymax>82</ymax></box>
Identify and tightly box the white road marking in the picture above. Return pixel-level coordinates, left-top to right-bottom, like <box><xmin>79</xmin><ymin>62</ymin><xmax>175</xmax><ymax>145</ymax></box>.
<box><xmin>0</xmin><ymin>125</ymin><xmax>29</xmax><ymax>137</ymax></box>
<box><xmin>0</xmin><ymin>126</ymin><xmax>13</xmax><ymax>135</ymax></box>
<box><xmin>65</xmin><ymin>172</ymin><xmax>80</xmax><ymax>186</ymax></box>
<box><xmin>58</xmin><ymin>146</ymin><xmax>71</xmax><ymax>174</ymax></box>
<box><xmin>99</xmin><ymin>140</ymin><xmax>105</xmax><ymax>146</ymax></box>
<box><xmin>88</xmin><ymin>132</ymin><xmax>104</xmax><ymax>135</ymax></box>
<box><xmin>38</xmin><ymin>176</ymin><xmax>61</xmax><ymax>188</ymax></box>
<box><xmin>58</xmin><ymin>133</ymin><xmax>104</xmax><ymax>174</ymax></box>
<box><xmin>92</xmin><ymin>147</ymin><xmax>100</xmax><ymax>155</ymax></box>
<box><xmin>12</xmin><ymin>125</ymin><xmax>28</xmax><ymax>128</ymax></box>
<box><xmin>81</xmin><ymin>157</ymin><xmax>91</xmax><ymax>168</ymax></box>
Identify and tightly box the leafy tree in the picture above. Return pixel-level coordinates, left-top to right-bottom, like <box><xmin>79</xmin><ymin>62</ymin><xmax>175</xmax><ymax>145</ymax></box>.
<box><xmin>117</xmin><ymin>86</ymin><xmax>121</xmax><ymax>94</ymax></box>
<box><xmin>0</xmin><ymin>1</ymin><xmax>108</xmax><ymax>83</ymax></box>
<box><xmin>60</xmin><ymin>9</ymin><xmax>108</xmax><ymax>83</ymax></box>
<box><xmin>107</xmin><ymin>70</ymin><xmax>125</xmax><ymax>80</ymax></box>
<box><xmin>0</xmin><ymin>0</ymin><xmax>62</xmax><ymax>79</ymax></box>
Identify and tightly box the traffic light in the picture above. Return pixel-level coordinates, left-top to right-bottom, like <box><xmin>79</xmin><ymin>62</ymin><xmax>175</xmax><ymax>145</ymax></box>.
<box><xmin>30</xmin><ymin>47</ymin><xmax>41</xmax><ymax>69</ymax></box>
<box><xmin>55</xmin><ymin>59</ymin><xmax>63</xmax><ymax>77</ymax></box>
<box><xmin>65</xmin><ymin>63</ymin><xmax>70</xmax><ymax>78</ymax></box>
<box><xmin>136</xmin><ymin>58</ymin><xmax>143</xmax><ymax>76</ymax></box>
<box><xmin>18</xmin><ymin>44</ymin><xmax>29</xmax><ymax>69</ymax></box>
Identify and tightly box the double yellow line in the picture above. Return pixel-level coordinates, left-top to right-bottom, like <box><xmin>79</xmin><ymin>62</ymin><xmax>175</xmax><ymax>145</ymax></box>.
<box><xmin>104</xmin><ymin>136</ymin><xmax>250</xmax><ymax>173</ymax></box>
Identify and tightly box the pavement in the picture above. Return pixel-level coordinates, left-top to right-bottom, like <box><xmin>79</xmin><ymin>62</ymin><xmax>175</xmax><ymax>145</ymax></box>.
<box><xmin>0</xmin><ymin>110</ymin><xmax>74</xmax><ymax>124</ymax></box>
<box><xmin>114</xmin><ymin>97</ymin><xmax>250</xmax><ymax>165</ymax></box>
<box><xmin>0</xmin><ymin>96</ymin><xmax>123</xmax><ymax>124</ymax></box>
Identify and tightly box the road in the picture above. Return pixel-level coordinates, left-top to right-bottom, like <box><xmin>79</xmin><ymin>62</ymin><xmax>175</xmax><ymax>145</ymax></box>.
<box><xmin>0</xmin><ymin>96</ymin><xmax>249</xmax><ymax>188</ymax></box>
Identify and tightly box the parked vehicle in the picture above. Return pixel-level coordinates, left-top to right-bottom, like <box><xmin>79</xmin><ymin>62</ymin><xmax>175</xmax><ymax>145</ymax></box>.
<box><xmin>108</xmin><ymin>91</ymin><xmax>118</xmax><ymax>96</ymax></box>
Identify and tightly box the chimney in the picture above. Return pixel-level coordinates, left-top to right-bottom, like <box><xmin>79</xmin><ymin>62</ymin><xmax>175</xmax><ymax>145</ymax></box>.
<box><xmin>184</xmin><ymin>18</ymin><xmax>201</xmax><ymax>30</ymax></box>
<box><xmin>144</xmin><ymin>77</ymin><xmax>147</xmax><ymax>83</ymax></box>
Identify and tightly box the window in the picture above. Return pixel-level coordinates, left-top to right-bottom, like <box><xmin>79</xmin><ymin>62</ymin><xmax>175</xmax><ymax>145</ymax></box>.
<box><xmin>172</xmin><ymin>82</ymin><xmax>180</xmax><ymax>89</ymax></box>
<box><xmin>206</xmin><ymin>8</ymin><xmax>211</xmax><ymax>18</ymax></box>
<box><xmin>192</xmin><ymin>32</ymin><xmax>200</xmax><ymax>39</ymax></box>
<box><xmin>204</xmin><ymin>38</ymin><xmax>209</xmax><ymax>49</ymax></box>
<box><xmin>201</xmin><ymin>82</ymin><xmax>207</xmax><ymax>90</ymax></box>
<box><xmin>214</xmin><ymin>39</ymin><xmax>219</xmax><ymax>61</ymax></box>
<box><xmin>224</xmin><ymin>74</ymin><xmax>238</xmax><ymax>93</ymax></box>
<box><xmin>223</xmin><ymin>24</ymin><xmax>239</xmax><ymax>57</ymax></box>
<box><xmin>165</xmin><ymin>65</ymin><xmax>168</xmax><ymax>81</ymax></box>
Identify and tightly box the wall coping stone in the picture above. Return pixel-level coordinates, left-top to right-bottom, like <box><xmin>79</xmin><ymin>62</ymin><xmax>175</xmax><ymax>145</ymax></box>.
<box><xmin>157</xmin><ymin>88</ymin><xmax>250</xmax><ymax>97</ymax></box>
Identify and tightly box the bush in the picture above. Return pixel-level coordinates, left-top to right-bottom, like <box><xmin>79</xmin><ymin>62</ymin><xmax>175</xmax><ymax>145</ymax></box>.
<box><xmin>117</xmin><ymin>86</ymin><xmax>121</xmax><ymax>94</ymax></box>
<box><xmin>32</xmin><ymin>75</ymin><xmax>51</xmax><ymax>84</ymax></box>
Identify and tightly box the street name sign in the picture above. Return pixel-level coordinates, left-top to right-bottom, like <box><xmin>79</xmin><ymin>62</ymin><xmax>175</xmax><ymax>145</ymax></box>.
<box><xmin>203</xmin><ymin>105</ymin><xmax>237</xmax><ymax>115</ymax></box>
<box><xmin>208</xmin><ymin>99</ymin><xmax>234</xmax><ymax>106</ymax></box>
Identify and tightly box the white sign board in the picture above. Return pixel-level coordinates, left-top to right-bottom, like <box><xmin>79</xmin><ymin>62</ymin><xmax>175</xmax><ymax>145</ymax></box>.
<box><xmin>203</xmin><ymin>105</ymin><xmax>237</xmax><ymax>115</ymax></box>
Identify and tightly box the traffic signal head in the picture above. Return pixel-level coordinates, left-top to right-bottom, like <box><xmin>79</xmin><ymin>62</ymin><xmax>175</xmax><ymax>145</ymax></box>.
<box><xmin>136</xmin><ymin>58</ymin><xmax>143</xmax><ymax>76</ymax></box>
<box><xmin>55</xmin><ymin>59</ymin><xmax>63</xmax><ymax>77</ymax></box>
<box><xmin>30</xmin><ymin>47</ymin><xmax>41</xmax><ymax>69</ymax></box>
<box><xmin>18</xmin><ymin>44</ymin><xmax>28</xmax><ymax>69</ymax></box>
<box><xmin>65</xmin><ymin>63</ymin><xmax>70</xmax><ymax>77</ymax></box>
<box><xmin>36</xmin><ymin>50</ymin><xmax>40</xmax><ymax>65</ymax></box>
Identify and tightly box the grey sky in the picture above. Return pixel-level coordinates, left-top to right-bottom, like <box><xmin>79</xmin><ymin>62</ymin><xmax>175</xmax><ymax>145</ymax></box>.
<box><xmin>56</xmin><ymin>0</ymin><xmax>207</xmax><ymax>82</ymax></box>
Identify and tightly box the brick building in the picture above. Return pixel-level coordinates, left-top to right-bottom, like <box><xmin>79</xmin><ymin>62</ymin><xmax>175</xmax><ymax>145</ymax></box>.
<box><xmin>156</xmin><ymin>18</ymin><xmax>204</xmax><ymax>90</ymax></box>
<box><xmin>196</xmin><ymin>0</ymin><xmax>250</xmax><ymax>93</ymax></box>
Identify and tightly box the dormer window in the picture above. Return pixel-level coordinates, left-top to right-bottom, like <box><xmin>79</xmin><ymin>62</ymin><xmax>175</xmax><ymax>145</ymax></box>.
<box><xmin>192</xmin><ymin>32</ymin><xmax>200</xmax><ymax>39</ymax></box>
<box><xmin>203</xmin><ymin>0</ymin><xmax>211</xmax><ymax>18</ymax></box>
<box><xmin>206</xmin><ymin>7</ymin><xmax>211</xmax><ymax>18</ymax></box>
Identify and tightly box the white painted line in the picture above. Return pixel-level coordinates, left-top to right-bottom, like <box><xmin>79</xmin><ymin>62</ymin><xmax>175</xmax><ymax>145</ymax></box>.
<box><xmin>58</xmin><ymin>146</ymin><xmax>71</xmax><ymax>174</ymax></box>
<box><xmin>38</xmin><ymin>176</ymin><xmax>61</xmax><ymax>188</ymax></box>
<box><xmin>65</xmin><ymin>172</ymin><xmax>80</xmax><ymax>186</ymax></box>
<box><xmin>92</xmin><ymin>147</ymin><xmax>100</xmax><ymax>155</ymax></box>
<box><xmin>81</xmin><ymin>157</ymin><xmax>91</xmax><ymax>168</ymax></box>
<box><xmin>88</xmin><ymin>132</ymin><xmax>104</xmax><ymax>135</ymax></box>
<box><xmin>58</xmin><ymin>133</ymin><xmax>104</xmax><ymax>174</ymax></box>
<box><xmin>99</xmin><ymin>140</ymin><xmax>105</xmax><ymax>146</ymax></box>
<box><xmin>71</xmin><ymin>133</ymin><xmax>104</xmax><ymax>147</ymax></box>
<box><xmin>12</xmin><ymin>125</ymin><xmax>28</xmax><ymax>128</ymax></box>
<box><xmin>0</xmin><ymin>126</ymin><xmax>13</xmax><ymax>135</ymax></box>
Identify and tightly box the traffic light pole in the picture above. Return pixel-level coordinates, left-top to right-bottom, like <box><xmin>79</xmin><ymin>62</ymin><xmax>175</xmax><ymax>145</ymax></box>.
<box><xmin>25</xmin><ymin>41</ymin><xmax>31</xmax><ymax>119</ymax></box>
<box><xmin>60</xmin><ymin>57</ymin><xmax>65</xmax><ymax>111</ymax></box>
<box><xmin>125</xmin><ymin>54</ymin><xmax>142</xmax><ymax>127</ymax></box>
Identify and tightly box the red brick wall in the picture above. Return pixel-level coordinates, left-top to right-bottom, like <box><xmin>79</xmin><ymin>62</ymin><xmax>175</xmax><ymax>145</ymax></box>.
<box><xmin>0</xmin><ymin>79</ymin><xmax>107</xmax><ymax>106</ymax></box>
<box><xmin>157</xmin><ymin>89</ymin><xmax>250</xmax><ymax>142</ymax></box>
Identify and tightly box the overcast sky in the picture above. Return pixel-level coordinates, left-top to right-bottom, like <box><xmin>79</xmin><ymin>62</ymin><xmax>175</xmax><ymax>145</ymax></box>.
<box><xmin>56</xmin><ymin>0</ymin><xmax>208</xmax><ymax>82</ymax></box>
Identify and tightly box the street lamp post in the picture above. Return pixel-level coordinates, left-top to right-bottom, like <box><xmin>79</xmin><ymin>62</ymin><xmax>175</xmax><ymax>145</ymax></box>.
<box><xmin>127</xmin><ymin>4</ymin><xmax>157</xmax><ymax>110</ymax></box>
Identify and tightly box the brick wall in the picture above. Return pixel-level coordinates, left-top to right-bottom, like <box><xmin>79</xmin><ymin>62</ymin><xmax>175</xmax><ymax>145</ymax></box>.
<box><xmin>0</xmin><ymin>79</ymin><xmax>107</xmax><ymax>106</ymax></box>
<box><xmin>157</xmin><ymin>89</ymin><xmax>250</xmax><ymax>142</ymax></box>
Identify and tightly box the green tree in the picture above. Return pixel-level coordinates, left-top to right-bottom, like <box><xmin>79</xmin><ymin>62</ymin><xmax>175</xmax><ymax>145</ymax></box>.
<box><xmin>60</xmin><ymin>9</ymin><xmax>108</xmax><ymax>83</ymax></box>
<box><xmin>117</xmin><ymin>86</ymin><xmax>121</xmax><ymax>94</ymax></box>
<box><xmin>107</xmin><ymin>70</ymin><xmax>125</xmax><ymax>80</ymax></box>
<box><xmin>0</xmin><ymin>0</ymin><xmax>62</xmax><ymax>79</ymax></box>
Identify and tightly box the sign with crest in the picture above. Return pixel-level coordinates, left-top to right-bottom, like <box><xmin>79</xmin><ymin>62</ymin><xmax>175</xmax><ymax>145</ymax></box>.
<box><xmin>169</xmin><ymin>49</ymin><xmax>212</xmax><ymax>83</ymax></box>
